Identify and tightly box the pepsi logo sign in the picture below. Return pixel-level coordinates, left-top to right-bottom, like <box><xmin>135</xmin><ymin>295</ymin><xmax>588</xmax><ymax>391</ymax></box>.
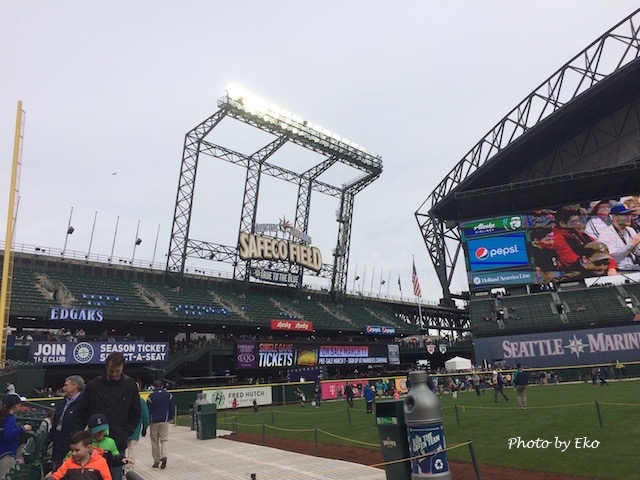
<box><xmin>475</xmin><ymin>247</ymin><xmax>489</xmax><ymax>260</ymax></box>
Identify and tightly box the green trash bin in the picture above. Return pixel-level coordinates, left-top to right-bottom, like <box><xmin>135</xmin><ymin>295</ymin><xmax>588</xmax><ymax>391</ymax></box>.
<box><xmin>376</xmin><ymin>399</ymin><xmax>411</xmax><ymax>480</ymax></box>
<box><xmin>196</xmin><ymin>403</ymin><xmax>217</xmax><ymax>440</ymax></box>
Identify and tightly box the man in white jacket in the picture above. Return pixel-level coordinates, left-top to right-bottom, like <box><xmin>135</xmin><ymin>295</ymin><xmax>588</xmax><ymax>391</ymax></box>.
<box><xmin>597</xmin><ymin>203</ymin><xmax>640</xmax><ymax>270</ymax></box>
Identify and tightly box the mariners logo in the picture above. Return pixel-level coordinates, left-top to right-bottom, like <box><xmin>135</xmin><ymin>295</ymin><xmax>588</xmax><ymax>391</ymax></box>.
<box><xmin>73</xmin><ymin>342</ymin><xmax>94</xmax><ymax>364</ymax></box>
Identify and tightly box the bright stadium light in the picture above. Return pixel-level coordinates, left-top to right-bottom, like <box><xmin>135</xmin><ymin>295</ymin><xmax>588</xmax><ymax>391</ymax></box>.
<box><xmin>220</xmin><ymin>84</ymin><xmax>382</xmax><ymax>169</ymax></box>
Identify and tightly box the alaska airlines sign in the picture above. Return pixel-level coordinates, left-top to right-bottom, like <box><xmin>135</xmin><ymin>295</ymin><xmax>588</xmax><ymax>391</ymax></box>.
<box><xmin>238</xmin><ymin>232</ymin><xmax>322</xmax><ymax>272</ymax></box>
<box><xmin>474</xmin><ymin>324</ymin><xmax>640</xmax><ymax>368</ymax></box>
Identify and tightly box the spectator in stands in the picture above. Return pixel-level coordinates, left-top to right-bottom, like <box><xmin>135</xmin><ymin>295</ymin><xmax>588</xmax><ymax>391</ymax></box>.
<box><xmin>556</xmin><ymin>242</ymin><xmax>616</xmax><ymax>281</ymax></box>
<box><xmin>72</xmin><ymin>351</ymin><xmax>140</xmax><ymax>480</ymax></box>
<box><xmin>530</xmin><ymin>228</ymin><xmax>559</xmax><ymax>283</ymax></box>
<box><xmin>0</xmin><ymin>393</ymin><xmax>32</xmax><ymax>477</ymax></box>
<box><xmin>47</xmin><ymin>375</ymin><xmax>85</xmax><ymax>472</ymax></box>
<box><xmin>585</xmin><ymin>200</ymin><xmax>613</xmax><ymax>238</ymax></box>
<box><xmin>552</xmin><ymin>207</ymin><xmax>617</xmax><ymax>275</ymax></box>
<box><xmin>596</xmin><ymin>203</ymin><xmax>640</xmax><ymax>270</ymax></box>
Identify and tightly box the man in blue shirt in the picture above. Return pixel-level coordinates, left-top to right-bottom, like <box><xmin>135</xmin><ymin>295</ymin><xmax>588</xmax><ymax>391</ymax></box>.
<box><xmin>147</xmin><ymin>380</ymin><xmax>175</xmax><ymax>469</ymax></box>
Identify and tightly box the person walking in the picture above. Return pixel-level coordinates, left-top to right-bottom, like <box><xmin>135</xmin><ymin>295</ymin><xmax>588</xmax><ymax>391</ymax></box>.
<box><xmin>345</xmin><ymin>383</ymin><xmax>354</xmax><ymax>408</ymax></box>
<box><xmin>125</xmin><ymin>383</ymin><xmax>150</xmax><ymax>476</ymax></box>
<box><xmin>146</xmin><ymin>380</ymin><xmax>175</xmax><ymax>469</ymax></box>
<box><xmin>492</xmin><ymin>370</ymin><xmax>509</xmax><ymax>403</ymax></box>
<box><xmin>363</xmin><ymin>384</ymin><xmax>375</xmax><ymax>414</ymax></box>
<box><xmin>46</xmin><ymin>375</ymin><xmax>85</xmax><ymax>473</ymax></box>
<box><xmin>513</xmin><ymin>364</ymin><xmax>530</xmax><ymax>410</ymax></box>
<box><xmin>72</xmin><ymin>352</ymin><xmax>141</xmax><ymax>480</ymax></box>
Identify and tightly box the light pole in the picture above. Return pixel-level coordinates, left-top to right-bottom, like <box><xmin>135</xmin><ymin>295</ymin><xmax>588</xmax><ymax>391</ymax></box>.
<box><xmin>151</xmin><ymin>223</ymin><xmax>160</xmax><ymax>267</ymax></box>
<box><xmin>62</xmin><ymin>206</ymin><xmax>74</xmax><ymax>257</ymax></box>
<box><xmin>109</xmin><ymin>216</ymin><xmax>119</xmax><ymax>263</ymax></box>
<box><xmin>131</xmin><ymin>220</ymin><xmax>141</xmax><ymax>265</ymax></box>
<box><xmin>86</xmin><ymin>211</ymin><xmax>97</xmax><ymax>260</ymax></box>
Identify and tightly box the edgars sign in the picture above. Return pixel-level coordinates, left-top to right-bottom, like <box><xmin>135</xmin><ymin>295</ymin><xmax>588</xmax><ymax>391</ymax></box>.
<box><xmin>49</xmin><ymin>307</ymin><xmax>103</xmax><ymax>322</ymax></box>
<box><xmin>29</xmin><ymin>342</ymin><xmax>169</xmax><ymax>365</ymax></box>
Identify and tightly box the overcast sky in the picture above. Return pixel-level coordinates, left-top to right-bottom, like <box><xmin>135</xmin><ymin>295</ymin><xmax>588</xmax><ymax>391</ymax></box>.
<box><xmin>1</xmin><ymin>1</ymin><xmax>638</xmax><ymax>303</ymax></box>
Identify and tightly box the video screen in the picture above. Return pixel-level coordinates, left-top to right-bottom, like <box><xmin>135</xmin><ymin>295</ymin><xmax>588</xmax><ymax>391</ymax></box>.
<box><xmin>460</xmin><ymin>194</ymin><xmax>640</xmax><ymax>289</ymax></box>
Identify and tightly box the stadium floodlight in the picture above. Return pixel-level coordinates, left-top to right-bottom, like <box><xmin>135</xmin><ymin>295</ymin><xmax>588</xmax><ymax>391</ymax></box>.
<box><xmin>220</xmin><ymin>84</ymin><xmax>382</xmax><ymax>171</ymax></box>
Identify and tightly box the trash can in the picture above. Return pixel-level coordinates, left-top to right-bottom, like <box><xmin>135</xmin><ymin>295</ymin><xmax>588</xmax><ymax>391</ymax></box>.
<box><xmin>376</xmin><ymin>399</ymin><xmax>411</xmax><ymax>480</ymax></box>
<box><xmin>196</xmin><ymin>403</ymin><xmax>217</xmax><ymax>440</ymax></box>
<box><xmin>192</xmin><ymin>393</ymin><xmax>209</xmax><ymax>432</ymax></box>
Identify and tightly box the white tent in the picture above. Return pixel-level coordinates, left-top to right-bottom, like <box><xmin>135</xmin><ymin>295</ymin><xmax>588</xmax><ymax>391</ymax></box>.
<box><xmin>444</xmin><ymin>356</ymin><xmax>472</xmax><ymax>372</ymax></box>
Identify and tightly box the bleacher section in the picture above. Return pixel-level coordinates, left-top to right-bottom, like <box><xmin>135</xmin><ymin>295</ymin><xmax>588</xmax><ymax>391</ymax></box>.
<box><xmin>5</xmin><ymin>268</ymin><xmax>58</xmax><ymax>314</ymax></box>
<box><xmin>42</xmin><ymin>270</ymin><xmax>165</xmax><ymax>318</ymax></box>
<box><xmin>6</xmin><ymin>261</ymin><xmax>422</xmax><ymax>334</ymax></box>
<box><xmin>471</xmin><ymin>285</ymin><xmax>638</xmax><ymax>337</ymax></box>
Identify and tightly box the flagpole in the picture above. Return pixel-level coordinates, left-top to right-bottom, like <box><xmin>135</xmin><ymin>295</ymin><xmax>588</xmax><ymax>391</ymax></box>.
<box><xmin>412</xmin><ymin>255</ymin><xmax>423</xmax><ymax>329</ymax></box>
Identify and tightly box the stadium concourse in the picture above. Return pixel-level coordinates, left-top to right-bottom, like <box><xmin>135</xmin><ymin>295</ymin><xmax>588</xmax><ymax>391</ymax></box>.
<box><xmin>116</xmin><ymin>425</ymin><xmax>387</xmax><ymax>480</ymax></box>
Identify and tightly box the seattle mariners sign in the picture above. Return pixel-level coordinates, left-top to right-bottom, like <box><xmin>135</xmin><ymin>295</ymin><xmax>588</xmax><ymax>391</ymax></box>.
<box><xmin>474</xmin><ymin>324</ymin><xmax>640</xmax><ymax>368</ymax></box>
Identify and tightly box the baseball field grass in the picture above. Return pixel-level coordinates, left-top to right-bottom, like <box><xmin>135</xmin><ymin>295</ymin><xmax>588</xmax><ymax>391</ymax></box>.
<box><xmin>204</xmin><ymin>379</ymin><xmax>640</xmax><ymax>480</ymax></box>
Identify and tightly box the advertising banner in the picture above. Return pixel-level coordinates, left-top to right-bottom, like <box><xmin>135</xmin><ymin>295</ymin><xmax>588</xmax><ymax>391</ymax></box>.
<box><xmin>250</xmin><ymin>267</ymin><xmax>300</xmax><ymax>286</ymax></box>
<box><xmin>467</xmin><ymin>232</ymin><xmax>530</xmax><ymax>272</ymax></box>
<box><xmin>204</xmin><ymin>386</ymin><xmax>272</xmax><ymax>409</ymax></box>
<box><xmin>236</xmin><ymin>342</ymin><xmax>257</xmax><ymax>369</ymax></box>
<box><xmin>460</xmin><ymin>215</ymin><xmax>524</xmax><ymax>240</ymax></box>
<box><xmin>29</xmin><ymin>342</ymin><xmax>169</xmax><ymax>365</ymax></box>
<box><xmin>364</xmin><ymin>325</ymin><xmax>396</xmax><ymax>335</ymax></box>
<box><xmin>270</xmin><ymin>319</ymin><xmax>313</xmax><ymax>332</ymax></box>
<box><xmin>469</xmin><ymin>270</ymin><xmax>536</xmax><ymax>288</ymax></box>
<box><xmin>473</xmin><ymin>324</ymin><xmax>640</xmax><ymax>368</ymax></box>
<box><xmin>236</xmin><ymin>342</ymin><xmax>391</xmax><ymax>369</ymax></box>
<box><xmin>321</xmin><ymin>380</ymin><xmax>369</xmax><ymax>400</ymax></box>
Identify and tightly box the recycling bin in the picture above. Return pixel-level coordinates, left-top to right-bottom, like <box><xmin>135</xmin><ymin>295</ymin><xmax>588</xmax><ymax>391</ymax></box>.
<box><xmin>376</xmin><ymin>399</ymin><xmax>411</xmax><ymax>480</ymax></box>
<box><xmin>196</xmin><ymin>402</ymin><xmax>217</xmax><ymax>440</ymax></box>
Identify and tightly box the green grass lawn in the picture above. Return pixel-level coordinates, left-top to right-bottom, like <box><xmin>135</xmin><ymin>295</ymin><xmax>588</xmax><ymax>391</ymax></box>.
<box><xmin>192</xmin><ymin>380</ymin><xmax>639</xmax><ymax>480</ymax></box>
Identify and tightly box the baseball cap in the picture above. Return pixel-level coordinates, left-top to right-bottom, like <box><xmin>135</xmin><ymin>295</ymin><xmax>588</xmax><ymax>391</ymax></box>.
<box><xmin>2</xmin><ymin>393</ymin><xmax>26</xmax><ymax>408</ymax></box>
<box><xmin>583</xmin><ymin>242</ymin><xmax>611</xmax><ymax>261</ymax></box>
<box><xmin>87</xmin><ymin>413</ymin><xmax>109</xmax><ymax>434</ymax></box>
<box><xmin>610</xmin><ymin>203</ymin><xmax>634</xmax><ymax>215</ymax></box>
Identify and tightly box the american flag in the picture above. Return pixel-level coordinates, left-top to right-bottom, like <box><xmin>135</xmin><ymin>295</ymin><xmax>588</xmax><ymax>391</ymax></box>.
<box><xmin>412</xmin><ymin>260</ymin><xmax>422</xmax><ymax>298</ymax></box>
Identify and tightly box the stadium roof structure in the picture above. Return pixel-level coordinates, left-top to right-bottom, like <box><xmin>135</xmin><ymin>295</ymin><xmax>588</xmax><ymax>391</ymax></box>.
<box><xmin>416</xmin><ymin>8</ymin><xmax>640</xmax><ymax>303</ymax></box>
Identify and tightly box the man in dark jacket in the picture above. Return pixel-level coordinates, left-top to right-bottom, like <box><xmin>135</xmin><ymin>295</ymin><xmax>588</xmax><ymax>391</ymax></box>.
<box><xmin>46</xmin><ymin>375</ymin><xmax>85</xmax><ymax>472</ymax></box>
<box><xmin>146</xmin><ymin>380</ymin><xmax>175</xmax><ymax>469</ymax></box>
<box><xmin>72</xmin><ymin>352</ymin><xmax>141</xmax><ymax>478</ymax></box>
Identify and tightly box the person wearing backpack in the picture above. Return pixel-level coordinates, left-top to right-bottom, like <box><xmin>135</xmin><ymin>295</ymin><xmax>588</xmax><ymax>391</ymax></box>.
<box><xmin>513</xmin><ymin>364</ymin><xmax>530</xmax><ymax>410</ymax></box>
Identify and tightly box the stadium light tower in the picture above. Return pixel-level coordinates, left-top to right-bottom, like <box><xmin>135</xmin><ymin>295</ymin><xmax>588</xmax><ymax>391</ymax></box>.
<box><xmin>166</xmin><ymin>86</ymin><xmax>382</xmax><ymax>299</ymax></box>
